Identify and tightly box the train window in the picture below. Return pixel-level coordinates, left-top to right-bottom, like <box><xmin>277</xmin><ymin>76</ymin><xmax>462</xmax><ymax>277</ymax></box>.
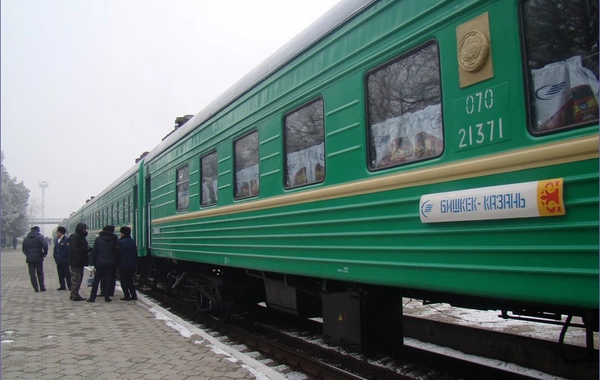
<box><xmin>284</xmin><ymin>98</ymin><xmax>325</xmax><ymax>188</ymax></box>
<box><xmin>116</xmin><ymin>201</ymin><xmax>120</xmax><ymax>224</ymax></box>
<box><xmin>522</xmin><ymin>0</ymin><xmax>599</xmax><ymax>133</ymax></box>
<box><xmin>366</xmin><ymin>43</ymin><xmax>443</xmax><ymax>170</ymax></box>
<box><xmin>201</xmin><ymin>151</ymin><xmax>218</xmax><ymax>206</ymax></box>
<box><xmin>176</xmin><ymin>165</ymin><xmax>190</xmax><ymax>212</ymax></box>
<box><xmin>234</xmin><ymin>131</ymin><xmax>259</xmax><ymax>199</ymax></box>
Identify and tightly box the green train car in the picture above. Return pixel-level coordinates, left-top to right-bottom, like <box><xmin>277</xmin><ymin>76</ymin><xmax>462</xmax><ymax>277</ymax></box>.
<box><xmin>64</xmin><ymin>0</ymin><xmax>598</xmax><ymax>353</ymax></box>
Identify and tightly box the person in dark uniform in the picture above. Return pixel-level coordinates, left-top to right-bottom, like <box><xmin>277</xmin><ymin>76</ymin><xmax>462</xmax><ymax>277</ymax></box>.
<box><xmin>69</xmin><ymin>223</ymin><xmax>90</xmax><ymax>301</ymax></box>
<box><xmin>53</xmin><ymin>226</ymin><xmax>71</xmax><ymax>291</ymax></box>
<box><xmin>117</xmin><ymin>226</ymin><xmax>138</xmax><ymax>301</ymax></box>
<box><xmin>21</xmin><ymin>226</ymin><xmax>48</xmax><ymax>292</ymax></box>
<box><xmin>87</xmin><ymin>225</ymin><xmax>118</xmax><ymax>303</ymax></box>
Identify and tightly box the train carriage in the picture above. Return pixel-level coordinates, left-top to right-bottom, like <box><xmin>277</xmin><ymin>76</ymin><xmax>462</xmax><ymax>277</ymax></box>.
<box><xmin>63</xmin><ymin>0</ymin><xmax>599</xmax><ymax>354</ymax></box>
<box><xmin>63</xmin><ymin>164</ymin><xmax>142</xmax><ymax>250</ymax></box>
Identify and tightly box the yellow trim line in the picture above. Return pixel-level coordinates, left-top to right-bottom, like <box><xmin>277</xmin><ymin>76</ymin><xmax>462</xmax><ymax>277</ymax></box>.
<box><xmin>154</xmin><ymin>135</ymin><xmax>599</xmax><ymax>224</ymax></box>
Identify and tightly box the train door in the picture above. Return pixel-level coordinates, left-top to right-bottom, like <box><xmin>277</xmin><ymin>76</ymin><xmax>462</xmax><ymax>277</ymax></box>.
<box><xmin>145</xmin><ymin>176</ymin><xmax>151</xmax><ymax>250</ymax></box>
<box><xmin>137</xmin><ymin>175</ymin><xmax>154</xmax><ymax>285</ymax></box>
<box><xmin>132</xmin><ymin>185</ymin><xmax>138</xmax><ymax>242</ymax></box>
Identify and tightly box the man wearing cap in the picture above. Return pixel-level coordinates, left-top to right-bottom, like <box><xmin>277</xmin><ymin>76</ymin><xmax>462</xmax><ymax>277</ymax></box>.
<box><xmin>53</xmin><ymin>226</ymin><xmax>71</xmax><ymax>291</ymax></box>
<box><xmin>117</xmin><ymin>226</ymin><xmax>138</xmax><ymax>301</ymax></box>
<box><xmin>68</xmin><ymin>223</ymin><xmax>90</xmax><ymax>301</ymax></box>
<box><xmin>21</xmin><ymin>226</ymin><xmax>49</xmax><ymax>292</ymax></box>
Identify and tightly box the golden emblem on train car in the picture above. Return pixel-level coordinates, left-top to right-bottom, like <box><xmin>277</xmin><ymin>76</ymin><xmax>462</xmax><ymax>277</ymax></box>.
<box><xmin>457</xmin><ymin>13</ymin><xmax>494</xmax><ymax>88</ymax></box>
<box><xmin>458</xmin><ymin>30</ymin><xmax>489</xmax><ymax>72</ymax></box>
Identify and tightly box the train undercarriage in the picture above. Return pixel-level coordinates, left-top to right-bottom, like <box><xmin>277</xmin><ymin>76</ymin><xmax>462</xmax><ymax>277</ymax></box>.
<box><xmin>137</xmin><ymin>255</ymin><xmax>598</xmax><ymax>362</ymax></box>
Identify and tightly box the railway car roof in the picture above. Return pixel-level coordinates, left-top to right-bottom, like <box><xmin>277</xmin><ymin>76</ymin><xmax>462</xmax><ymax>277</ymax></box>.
<box><xmin>77</xmin><ymin>0</ymin><xmax>373</xmax><ymax>214</ymax></box>
<box><xmin>144</xmin><ymin>0</ymin><xmax>373</xmax><ymax>163</ymax></box>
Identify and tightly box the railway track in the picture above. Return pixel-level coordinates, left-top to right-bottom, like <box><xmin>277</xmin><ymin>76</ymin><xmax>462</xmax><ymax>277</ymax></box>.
<box><xmin>142</xmin><ymin>287</ymin><xmax>378</xmax><ymax>379</ymax></box>
<box><xmin>137</xmin><ymin>285</ymin><xmax>569</xmax><ymax>380</ymax></box>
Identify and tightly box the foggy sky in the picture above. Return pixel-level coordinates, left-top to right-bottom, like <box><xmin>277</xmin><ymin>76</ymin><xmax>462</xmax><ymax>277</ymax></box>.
<box><xmin>1</xmin><ymin>0</ymin><xmax>340</xmax><ymax>235</ymax></box>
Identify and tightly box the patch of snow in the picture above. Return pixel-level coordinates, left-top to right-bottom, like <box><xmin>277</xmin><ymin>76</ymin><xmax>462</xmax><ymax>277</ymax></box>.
<box><xmin>402</xmin><ymin>298</ymin><xmax>597</xmax><ymax>348</ymax></box>
<box><xmin>284</xmin><ymin>371</ymin><xmax>310</xmax><ymax>380</ymax></box>
<box><xmin>405</xmin><ymin>338</ymin><xmax>569</xmax><ymax>380</ymax></box>
<box><xmin>144</xmin><ymin>302</ymin><xmax>286</xmax><ymax>380</ymax></box>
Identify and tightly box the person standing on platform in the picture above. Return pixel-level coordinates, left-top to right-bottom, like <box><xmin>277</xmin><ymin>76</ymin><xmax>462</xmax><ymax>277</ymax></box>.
<box><xmin>12</xmin><ymin>236</ymin><xmax>18</xmax><ymax>249</ymax></box>
<box><xmin>69</xmin><ymin>223</ymin><xmax>90</xmax><ymax>301</ymax></box>
<box><xmin>53</xmin><ymin>226</ymin><xmax>71</xmax><ymax>291</ymax></box>
<box><xmin>87</xmin><ymin>225</ymin><xmax>118</xmax><ymax>303</ymax></box>
<box><xmin>116</xmin><ymin>226</ymin><xmax>138</xmax><ymax>301</ymax></box>
<box><xmin>21</xmin><ymin>226</ymin><xmax>48</xmax><ymax>292</ymax></box>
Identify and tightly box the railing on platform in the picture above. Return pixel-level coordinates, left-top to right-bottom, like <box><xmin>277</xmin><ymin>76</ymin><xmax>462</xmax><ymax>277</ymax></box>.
<box><xmin>28</xmin><ymin>219</ymin><xmax>64</xmax><ymax>225</ymax></box>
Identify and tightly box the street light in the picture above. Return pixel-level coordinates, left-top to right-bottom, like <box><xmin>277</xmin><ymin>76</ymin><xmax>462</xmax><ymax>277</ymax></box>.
<box><xmin>39</xmin><ymin>181</ymin><xmax>48</xmax><ymax>235</ymax></box>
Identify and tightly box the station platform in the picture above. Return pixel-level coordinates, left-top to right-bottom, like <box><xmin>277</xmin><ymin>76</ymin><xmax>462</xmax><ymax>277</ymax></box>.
<box><xmin>0</xmin><ymin>248</ymin><xmax>286</xmax><ymax>380</ymax></box>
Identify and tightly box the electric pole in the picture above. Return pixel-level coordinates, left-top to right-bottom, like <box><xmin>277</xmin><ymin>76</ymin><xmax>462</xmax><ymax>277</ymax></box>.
<box><xmin>39</xmin><ymin>181</ymin><xmax>48</xmax><ymax>235</ymax></box>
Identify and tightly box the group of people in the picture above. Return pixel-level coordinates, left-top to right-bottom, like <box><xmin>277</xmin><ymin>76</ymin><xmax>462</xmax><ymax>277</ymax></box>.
<box><xmin>1</xmin><ymin>236</ymin><xmax>18</xmax><ymax>249</ymax></box>
<box><xmin>21</xmin><ymin>223</ymin><xmax>138</xmax><ymax>302</ymax></box>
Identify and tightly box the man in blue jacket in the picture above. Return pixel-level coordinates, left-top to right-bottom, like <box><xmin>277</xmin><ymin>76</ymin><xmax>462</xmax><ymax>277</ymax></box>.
<box><xmin>22</xmin><ymin>226</ymin><xmax>48</xmax><ymax>292</ymax></box>
<box><xmin>53</xmin><ymin>226</ymin><xmax>71</xmax><ymax>291</ymax></box>
<box><xmin>87</xmin><ymin>225</ymin><xmax>118</xmax><ymax>303</ymax></box>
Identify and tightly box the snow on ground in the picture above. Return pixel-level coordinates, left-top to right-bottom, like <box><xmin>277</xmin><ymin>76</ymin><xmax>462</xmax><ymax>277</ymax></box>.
<box><xmin>141</xmin><ymin>297</ymin><xmax>594</xmax><ymax>380</ymax></box>
<box><xmin>144</xmin><ymin>303</ymin><xmax>287</xmax><ymax>380</ymax></box>
<box><xmin>404</xmin><ymin>337</ymin><xmax>570</xmax><ymax>380</ymax></box>
<box><xmin>289</xmin><ymin>299</ymin><xmax>597</xmax><ymax>379</ymax></box>
<box><xmin>401</xmin><ymin>298</ymin><xmax>597</xmax><ymax>349</ymax></box>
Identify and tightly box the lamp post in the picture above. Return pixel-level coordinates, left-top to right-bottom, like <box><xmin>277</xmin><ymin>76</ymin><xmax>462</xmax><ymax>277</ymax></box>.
<box><xmin>39</xmin><ymin>181</ymin><xmax>48</xmax><ymax>235</ymax></box>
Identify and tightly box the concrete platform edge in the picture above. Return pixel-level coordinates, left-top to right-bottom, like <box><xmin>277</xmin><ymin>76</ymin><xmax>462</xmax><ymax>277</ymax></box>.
<box><xmin>135</xmin><ymin>290</ymin><xmax>287</xmax><ymax>380</ymax></box>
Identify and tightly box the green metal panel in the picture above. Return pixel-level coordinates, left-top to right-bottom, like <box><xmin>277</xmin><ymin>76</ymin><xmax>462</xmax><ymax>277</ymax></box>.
<box><xmin>152</xmin><ymin>159</ymin><xmax>598</xmax><ymax>309</ymax></box>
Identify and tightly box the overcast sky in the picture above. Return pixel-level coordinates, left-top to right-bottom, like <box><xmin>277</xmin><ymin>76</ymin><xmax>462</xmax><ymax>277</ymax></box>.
<box><xmin>1</xmin><ymin>0</ymin><xmax>340</xmax><ymax>234</ymax></box>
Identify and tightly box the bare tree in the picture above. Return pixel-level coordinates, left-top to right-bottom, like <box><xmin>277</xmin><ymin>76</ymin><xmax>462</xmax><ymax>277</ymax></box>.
<box><xmin>524</xmin><ymin>0</ymin><xmax>598</xmax><ymax>77</ymax></box>
<box><xmin>1</xmin><ymin>151</ymin><xmax>30</xmax><ymax>238</ymax></box>
<box><xmin>285</xmin><ymin>99</ymin><xmax>324</xmax><ymax>154</ymax></box>
<box><xmin>367</xmin><ymin>44</ymin><xmax>441</xmax><ymax>124</ymax></box>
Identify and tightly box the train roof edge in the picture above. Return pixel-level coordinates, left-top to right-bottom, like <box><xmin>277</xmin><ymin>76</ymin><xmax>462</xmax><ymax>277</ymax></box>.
<box><xmin>67</xmin><ymin>0</ymin><xmax>374</xmax><ymax>220</ymax></box>
<box><xmin>144</xmin><ymin>0</ymin><xmax>375</xmax><ymax>164</ymax></box>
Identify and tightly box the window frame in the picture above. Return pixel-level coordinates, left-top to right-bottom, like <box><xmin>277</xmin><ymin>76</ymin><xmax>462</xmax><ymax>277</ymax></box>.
<box><xmin>364</xmin><ymin>41</ymin><xmax>444</xmax><ymax>172</ymax></box>
<box><xmin>520</xmin><ymin>0</ymin><xmax>599</xmax><ymax>136</ymax></box>
<box><xmin>234</xmin><ymin>130</ymin><xmax>260</xmax><ymax>200</ymax></box>
<box><xmin>127</xmin><ymin>196</ymin><xmax>131</xmax><ymax>224</ymax></box>
<box><xmin>200</xmin><ymin>151</ymin><xmax>218</xmax><ymax>207</ymax></box>
<box><xmin>283</xmin><ymin>97</ymin><xmax>326</xmax><ymax>190</ymax></box>
<box><xmin>176</xmin><ymin>165</ymin><xmax>190</xmax><ymax>212</ymax></box>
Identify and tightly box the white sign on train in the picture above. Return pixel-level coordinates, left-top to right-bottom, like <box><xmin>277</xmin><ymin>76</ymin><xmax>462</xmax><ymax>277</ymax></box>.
<box><xmin>419</xmin><ymin>178</ymin><xmax>565</xmax><ymax>223</ymax></box>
